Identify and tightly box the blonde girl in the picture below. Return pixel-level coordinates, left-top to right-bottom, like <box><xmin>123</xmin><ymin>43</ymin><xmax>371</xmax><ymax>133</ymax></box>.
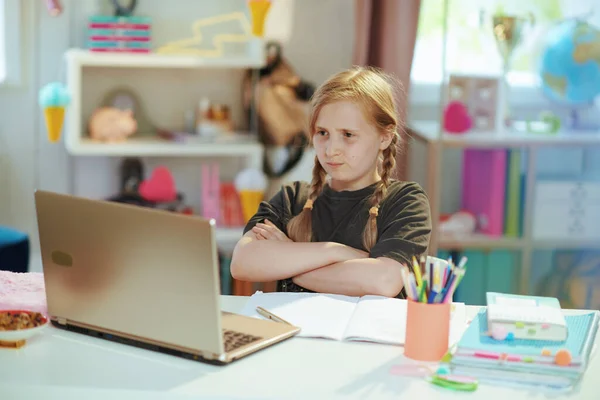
<box><xmin>231</xmin><ymin>66</ymin><xmax>431</xmax><ymax>298</ymax></box>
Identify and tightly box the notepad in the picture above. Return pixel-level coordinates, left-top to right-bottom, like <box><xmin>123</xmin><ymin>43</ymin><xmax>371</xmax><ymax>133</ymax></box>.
<box><xmin>240</xmin><ymin>291</ymin><xmax>467</xmax><ymax>346</ymax></box>
<box><xmin>486</xmin><ymin>292</ymin><xmax>567</xmax><ymax>341</ymax></box>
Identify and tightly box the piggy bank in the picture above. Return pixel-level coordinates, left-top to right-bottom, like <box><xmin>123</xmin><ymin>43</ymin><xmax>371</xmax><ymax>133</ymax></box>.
<box><xmin>88</xmin><ymin>107</ymin><xmax>137</xmax><ymax>142</ymax></box>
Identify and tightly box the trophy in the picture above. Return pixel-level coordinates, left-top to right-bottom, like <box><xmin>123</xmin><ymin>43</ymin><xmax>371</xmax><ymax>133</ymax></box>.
<box><xmin>491</xmin><ymin>13</ymin><xmax>534</xmax><ymax>128</ymax></box>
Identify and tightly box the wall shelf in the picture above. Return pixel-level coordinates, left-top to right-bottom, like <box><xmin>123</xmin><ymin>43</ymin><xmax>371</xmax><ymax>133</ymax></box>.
<box><xmin>66</xmin><ymin>135</ymin><xmax>263</xmax><ymax>157</ymax></box>
<box><xmin>410</xmin><ymin>121</ymin><xmax>600</xmax><ymax>149</ymax></box>
<box><xmin>438</xmin><ymin>233</ymin><xmax>524</xmax><ymax>250</ymax></box>
<box><xmin>65</xmin><ymin>48</ymin><xmax>266</xmax><ymax>69</ymax></box>
<box><xmin>63</xmin><ymin>46</ymin><xmax>265</xmax><ymax>250</ymax></box>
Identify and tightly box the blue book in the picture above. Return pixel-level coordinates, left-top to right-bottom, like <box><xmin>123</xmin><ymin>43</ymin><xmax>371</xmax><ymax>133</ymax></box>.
<box><xmin>454</xmin><ymin>309</ymin><xmax>598</xmax><ymax>365</ymax></box>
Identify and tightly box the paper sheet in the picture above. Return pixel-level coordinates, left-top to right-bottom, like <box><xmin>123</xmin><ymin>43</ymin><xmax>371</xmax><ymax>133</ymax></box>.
<box><xmin>240</xmin><ymin>291</ymin><xmax>359</xmax><ymax>340</ymax></box>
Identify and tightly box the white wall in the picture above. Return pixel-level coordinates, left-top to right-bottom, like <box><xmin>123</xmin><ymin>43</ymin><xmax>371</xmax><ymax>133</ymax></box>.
<box><xmin>0</xmin><ymin>0</ymin><xmax>355</xmax><ymax>271</ymax></box>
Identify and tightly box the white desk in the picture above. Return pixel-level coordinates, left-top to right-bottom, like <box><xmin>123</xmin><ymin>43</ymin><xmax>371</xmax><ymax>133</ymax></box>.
<box><xmin>0</xmin><ymin>296</ymin><xmax>597</xmax><ymax>399</ymax></box>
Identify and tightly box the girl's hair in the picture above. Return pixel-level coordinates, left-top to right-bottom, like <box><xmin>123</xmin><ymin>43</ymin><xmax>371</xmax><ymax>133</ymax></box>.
<box><xmin>286</xmin><ymin>66</ymin><xmax>403</xmax><ymax>250</ymax></box>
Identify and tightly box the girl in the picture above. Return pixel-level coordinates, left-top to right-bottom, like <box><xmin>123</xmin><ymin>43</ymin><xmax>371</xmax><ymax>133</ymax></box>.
<box><xmin>230</xmin><ymin>66</ymin><xmax>432</xmax><ymax>298</ymax></box>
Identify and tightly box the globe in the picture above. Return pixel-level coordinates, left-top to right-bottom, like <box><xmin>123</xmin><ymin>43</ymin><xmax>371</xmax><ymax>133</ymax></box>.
<box><xmin>539</xmin><ymin>19</ymin><xmax>600</xmax><ymax>105</ymax></box>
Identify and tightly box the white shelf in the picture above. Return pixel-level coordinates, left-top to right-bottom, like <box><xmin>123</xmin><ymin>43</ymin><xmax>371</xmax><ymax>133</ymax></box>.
<box><xmin>438</xmin><ymin>233</ymin><xmax>524</xmax><ymax>250</ymax></box>
<box><xmin>532</xmin><ymin>239</ymin><xmax>600</xmax><ymax>250</ymax></box>
<box><xmin>65</xmin><ymin>48</ymin><xmax>265</xmax><ymax>69</ymax></box>
<box><xmin>409</xmin><ymin>120</ymin><xmax>600</xmax><ymax>148</ymax></box>
<box><xmin>66</xmin><ymin>135</ymin><xmax>263</xmax><ymax>157</ymax></box>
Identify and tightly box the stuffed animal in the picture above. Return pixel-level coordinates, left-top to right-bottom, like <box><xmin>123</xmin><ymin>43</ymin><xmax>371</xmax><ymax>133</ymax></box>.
<box><xmin>88</xmin><ymin>107</ymin><xmax>137</xmax><ymax>142</ymax></box>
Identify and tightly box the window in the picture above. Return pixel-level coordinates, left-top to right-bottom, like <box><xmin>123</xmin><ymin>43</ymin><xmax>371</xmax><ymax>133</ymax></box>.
<box><xmin>0</xmin><ymin>0</ymin><xmax>6</xmax><ymax>82</ymax></box>
<box><xmin>0</xmin><ymin>0</ymin><xmax>20</xmax><ymax>85</ymax></box>
<box><xmin>410</xmin><ymin>0</ymin><xmax>599</xmax><ymax>104</ymax></box>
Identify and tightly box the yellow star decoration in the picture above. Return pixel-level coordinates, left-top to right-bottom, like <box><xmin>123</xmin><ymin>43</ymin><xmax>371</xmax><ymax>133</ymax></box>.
<box><xmin>156</xmin><ymin>12</ymin><xmax>253</xmax><ymax>57</ymax></box>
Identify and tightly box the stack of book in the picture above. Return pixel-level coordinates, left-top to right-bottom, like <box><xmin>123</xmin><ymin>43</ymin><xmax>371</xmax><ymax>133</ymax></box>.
<box><xmin>446</xmin><ymin>308</ymin><xmax>599</xmax><ymax>391</ymax></box>
<box><xmin>87</xmin><ymin>16</ymin><xmax>152</xmax><ymax>53</ymax></box>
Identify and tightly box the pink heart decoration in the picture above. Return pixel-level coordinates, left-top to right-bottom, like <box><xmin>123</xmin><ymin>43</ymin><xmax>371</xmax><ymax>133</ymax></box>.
<box><xmin>139</xmin><ymin>166</ymin><xmax>177</xmax><ymax>202</ymax></box>
<box><xmin>443</xmin><ymin>101</ymin><xmax>472</xmax><ymax>134</ymax></box>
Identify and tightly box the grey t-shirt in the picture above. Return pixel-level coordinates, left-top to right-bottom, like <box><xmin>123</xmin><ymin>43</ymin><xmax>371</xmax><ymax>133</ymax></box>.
<box><xmin>243</xmin><ymin>179</ymin><xmax>432</xmax><ymax>297</ymax></box>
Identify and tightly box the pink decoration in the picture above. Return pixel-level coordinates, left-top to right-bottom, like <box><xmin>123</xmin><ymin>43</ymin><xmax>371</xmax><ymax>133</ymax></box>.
<box><xmin>491</xmin><ymin>325</ymin><xmax>508</xmax><ymax>340</ymax></box>
<box><xmin>0</xmin><ymin>271</ymin><xmax>48</xmax><ymax>315</ymax></box>
<box><xmin>443</xmin><ymin>101</ymin><xmax>472</xmax><ymax>134</ymax></box>
<box><xmin>139</xmin><ymin>166</ymin><xmax>177</xmax><ymax>202</ymax></box>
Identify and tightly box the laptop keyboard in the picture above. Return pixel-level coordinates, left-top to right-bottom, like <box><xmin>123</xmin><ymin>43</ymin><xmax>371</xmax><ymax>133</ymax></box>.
<box><xmin>223</xmin><ymin>330</ymin><xmax>262</xmax><ymax>352</ymax></box>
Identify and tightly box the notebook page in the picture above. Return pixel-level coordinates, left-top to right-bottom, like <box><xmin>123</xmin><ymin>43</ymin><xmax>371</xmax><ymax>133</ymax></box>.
<box><xmin>342</xmin><ymin>296</ymin><xmax>467</xmax><ymax>346</ymax></box>
<box><xmin>239</xmin><ymin>291</ymin><xmax>359</xmax><ymax>341</ymax></box>
<box><xmin>488</xmin><ymin>304</ymin><xmax>566</xmax><ymax>326</ymax></box>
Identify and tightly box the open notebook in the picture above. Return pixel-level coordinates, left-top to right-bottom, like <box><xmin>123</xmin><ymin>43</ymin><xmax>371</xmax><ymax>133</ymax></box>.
<box><xmin>240</xmin><ymin>291</ymin><xmax>467</xmax><ymax>346</ymax></box>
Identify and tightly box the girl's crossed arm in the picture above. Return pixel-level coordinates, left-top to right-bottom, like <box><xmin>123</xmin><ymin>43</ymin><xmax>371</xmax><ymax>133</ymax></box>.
<box><xmin>231</xmin><ymin>220</ymin><xmax>402</xmax><ymax>298</ymax></box>
<box><xmin>291</xmin><ymin>257</ymin><xmax>404</xmax><ymax>298</ymax></box>
<box><xmin>230</xmin><ymin>225</ymin><xmax>368</xmax><ymax>282</ymax></box>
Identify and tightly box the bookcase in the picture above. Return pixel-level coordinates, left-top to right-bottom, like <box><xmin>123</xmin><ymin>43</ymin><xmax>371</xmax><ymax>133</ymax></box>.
<box><xmin>407</xmin><ymin>0</ymin><xmax>600</xmax><ymax>305</ymax></box>
<box><xmin>409</xmin><ymin>120</ymin><xmax>600</xmax><ymax>301</ymax></box>
<box><xmin>63</xmin><ymin>48</ymin><xmax>266</xmax><ymax>294</ymax></box>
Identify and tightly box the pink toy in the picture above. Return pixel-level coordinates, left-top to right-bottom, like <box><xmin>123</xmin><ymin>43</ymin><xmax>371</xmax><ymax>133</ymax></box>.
<box><xmin>88</xmin><ymin>107</ymin><xmax>137</xmax><ymax>142</ymax></box>
<box><xmin>139</xmin><ymin>166</ymin><xmax>177</xmax><ymax>202</ymax></box>
<box><xmin>443</xmin><ymin>101</ymin><xmax>472</xmax><ymax>134</ymax></box>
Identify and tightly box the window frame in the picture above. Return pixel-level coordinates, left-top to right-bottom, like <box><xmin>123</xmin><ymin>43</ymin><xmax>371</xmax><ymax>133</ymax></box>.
<box><xmin>408</xmin><ymin>0</ymin><xmax>592</xmax><ymax>108</ymax></box>
<box><xmin>0</xmin><ymin>0</ymin><xmax>21</xmax><ymax>86</ymax></box>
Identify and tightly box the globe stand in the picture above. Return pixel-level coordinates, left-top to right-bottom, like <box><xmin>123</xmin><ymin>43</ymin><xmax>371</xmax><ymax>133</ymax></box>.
<box><xmin>567</xmin><ymin>101</ymin><xmax>600</xmax><ymax>131</ymax></box>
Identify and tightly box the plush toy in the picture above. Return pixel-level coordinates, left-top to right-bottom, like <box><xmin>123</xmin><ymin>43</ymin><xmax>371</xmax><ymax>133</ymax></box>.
<box><xmin>138</xmin><ymin>166</ymin><xmax>177</xmax><ymax>203</ymax></box>
<box><xmin>88</xmin><ymin>107</ymin><xmax>137</xmax><ymax>142</ymax></box>
<box><xmin>443</xmin><ymin>101</ymin><xmax>472</xmax><ymax>134</ymax></box>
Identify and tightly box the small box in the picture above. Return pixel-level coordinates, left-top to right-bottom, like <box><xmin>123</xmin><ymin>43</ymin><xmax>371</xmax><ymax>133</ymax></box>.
<box><xmin>447</xmin><ymin>74</ymin><xmax>503</xmax><ymax>133</ymax></box>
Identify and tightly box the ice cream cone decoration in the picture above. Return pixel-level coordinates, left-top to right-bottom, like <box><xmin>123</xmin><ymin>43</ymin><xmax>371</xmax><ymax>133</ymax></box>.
<box><xmin>38</xmin><ymin>82</ymin><xmax>71</xmax><ymax>143</ymax></box>
<box><xmin>234</xmin><ymin>168</ymin><xmax>267</xmax><ymax>222</ymax></box>
<box><xmin>247</xmin><ymin>0</ymin><xmax>272</xmax><ymax>37</ymax></box>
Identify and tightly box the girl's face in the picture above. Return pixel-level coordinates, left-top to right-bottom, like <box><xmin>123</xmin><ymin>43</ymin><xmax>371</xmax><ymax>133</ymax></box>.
<box><xmin>313</xmin><ymin>101</ymin><xmax>392</xmax><ymax>191</ymax></box>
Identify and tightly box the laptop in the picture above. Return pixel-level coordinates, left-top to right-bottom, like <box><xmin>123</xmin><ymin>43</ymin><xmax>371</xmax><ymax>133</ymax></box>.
<box><xmin>34</xmin><ymin>190</ymin><xmax>300</xmax><ymax>365</ymax></box>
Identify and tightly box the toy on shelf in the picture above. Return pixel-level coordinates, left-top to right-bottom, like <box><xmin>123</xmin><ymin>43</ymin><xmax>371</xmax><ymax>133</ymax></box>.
<box><xmin>88</xmin><ymin>107</ymin><xmax>137</xmax><ymax>142</ymax></box>
<box><xmin>443</xmin><ymin>101</ymin><xmax>472</xmax><ymax>134</ymax></box>
<box><xmin>108</xmin><ymin>161</ymin><xmax>190</xmax><ymax>213</ymax></box>
<box><xmin>139</xmin><ymin>166</ymin><xmax>177</xmax><ymax>203</ymax></box>
<box><xmin>88</xmin><ymin>87</ymin><xmax>157</xmax><ymax>142</ymax></box>
<box><xmin>221</xmin><ymin>183</ymin><xmax>245</xmax><ymax>227</ymax></box>
<box><xmin>439</xmin><ymin>211</ymin><xmax>477</xmax><ymax>236</ymax></box>
<box><xmin>87</xmin><ymin>0</ymin><xmax>152</xmax><ymax>54</ymax></box>
<box><xmin>38</xmin><ymin>82</ymin><xmax>71</xmax><ymax>143</ymax></box>
<box><xmin>235</xmin><ymin>168</ymin><xmax>267</xmax><ymax>223</ymax></box>
<box><xmin>445</xmin><ymin>74</ymin><xmax>502</xmax><ymax>133</ymax></box>
<box><xmin>195</xmin><ymin>98</ymin><xmax>235</xmax><ymax>138</ymax></box>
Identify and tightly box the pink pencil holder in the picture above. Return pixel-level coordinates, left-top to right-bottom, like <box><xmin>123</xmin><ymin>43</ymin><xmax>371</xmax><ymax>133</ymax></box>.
<box><xmin>404</xmin><ymin>300</ymin><xmax>451</xmax><ymax>362</ymax></box>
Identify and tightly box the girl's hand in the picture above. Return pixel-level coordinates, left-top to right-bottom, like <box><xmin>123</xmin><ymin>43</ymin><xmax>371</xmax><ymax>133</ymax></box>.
<box><xmin>252</xmin><ymin>220</ymin><xmax>293</xmax><ymax>242</ymax></box>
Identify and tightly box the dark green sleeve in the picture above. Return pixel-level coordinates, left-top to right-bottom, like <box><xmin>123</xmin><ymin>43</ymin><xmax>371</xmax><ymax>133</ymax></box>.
<box><xmin>243</xmin><ymin>181</ymin><xmax>308</xmax><ymax>236</ymax></box>
<box><xmin>369</xmin><ymin>182</ymin><xmax>432</xmax><ymax>266</ymax></box>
